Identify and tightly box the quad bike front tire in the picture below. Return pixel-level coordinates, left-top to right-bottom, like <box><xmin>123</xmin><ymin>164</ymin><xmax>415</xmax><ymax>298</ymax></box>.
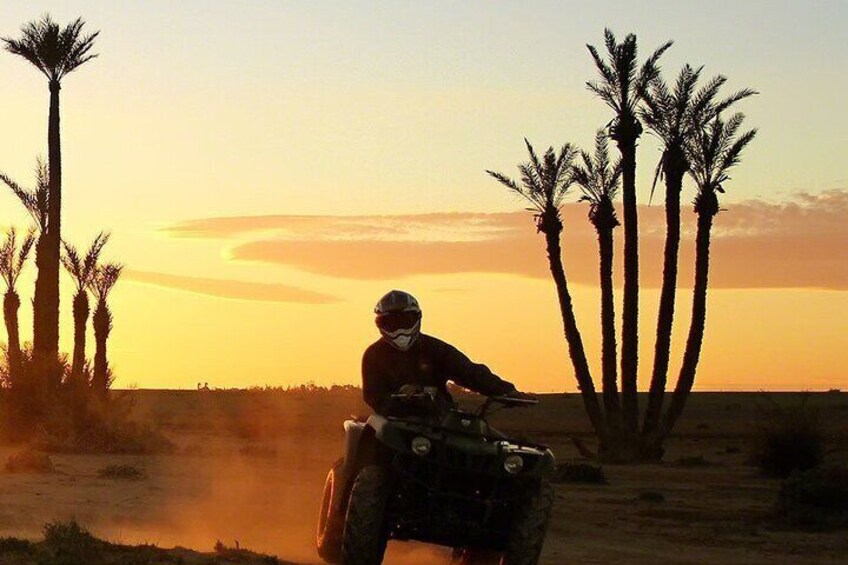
<box><xmin>341</xmin><ymin>465</ymin><xmax>390</xmax><ymax>565</ymax></box>
<box><xmin>317</xmin><ymin>458</ymin><xmax>345</xmax><ymax>563</ymax></box>
<box><xmin>502</xmin><ymin>481</ymin><xmax>554</xmax><ymax>565</ymax></box>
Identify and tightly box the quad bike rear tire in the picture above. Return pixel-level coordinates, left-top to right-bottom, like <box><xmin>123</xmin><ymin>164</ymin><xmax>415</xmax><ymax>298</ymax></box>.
<box><xmin>317</xmin><ymin>458</ymin><xmax>345</xmax><ymax>563</ymax></box>
<box><xmin>341</xmin><ymin>465</ymin><xmax>390</xmax><ymax>565</ymax></box>
<box><xmin>502</xmin><ymin>481</ymin><xmax>554</xmax><ymax>565</ymax></box>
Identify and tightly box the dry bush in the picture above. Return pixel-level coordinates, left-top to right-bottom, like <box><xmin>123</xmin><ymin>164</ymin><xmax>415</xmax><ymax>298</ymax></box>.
<box><xmin>751</xmin><ymin>395</ymin><xmax>824</xmax><ymax>478</ymax></box>
<box><xmin>41</xmin><ymin>520</ymin><xmax>100</xmax><ymax>565</ymax></box>
<box><xmin>638</xmin><ymin>491</ymin><xmax>666</xmax><ymax>503</ymax></box>
<box><xmin>97</xmin><ymin>464</ymin><xmax>146</xmax><ymax>480</ymax></box>
<box><xmin>4</xmin><ymin>448</ymin><xmax>54</xmax><ymax>473</ymax></box>
<box><xmin>776</xmin><ymin>465</ymin><xmax>848</xmax><ymax>530</ymax></box>
<box><xmin>1</xmin><ymin>349</ymin><xmax>173</xmax><ymax>455</ymax></box>
<box><xmin>674</xmin><ymin>455</ymin><xmax>712</xmax><ymax>467</ymax></box>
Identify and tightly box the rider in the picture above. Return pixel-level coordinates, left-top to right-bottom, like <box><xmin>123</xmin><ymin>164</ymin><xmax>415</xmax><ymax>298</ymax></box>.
<box><xmin>362</xmin><ymin>290</ymin><xmax>533</xmax><ymax>414</ymax></box>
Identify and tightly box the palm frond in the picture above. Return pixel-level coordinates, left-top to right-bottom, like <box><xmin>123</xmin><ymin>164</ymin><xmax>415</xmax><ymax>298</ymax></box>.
<box><xmin>488</xmin><ymin>140</ymin><xmax>578</xmax><ymax>222</ymax></box>
<box><xmin>2</xmin><ymin>14</ymin><xmax>99</xmax><ymax>81</ymax></box>
<box><xmin>90</xmin><ymin>262</ymin><xmax>123</xmax><ymax>301</ymax></box>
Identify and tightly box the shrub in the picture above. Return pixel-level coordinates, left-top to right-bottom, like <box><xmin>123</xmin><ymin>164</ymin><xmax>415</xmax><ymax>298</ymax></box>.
<box><xmin>776</xmin><ymin>465</ymin><xmax>848</xmax><ymax>530</ymax></box>
<box><xmin>638</xmin><ymin>491</ymin><xmax>666</xmax><ymax>503</ymax></box>
<box><xmin>42</xmin><ymin>520</ymin><xmax>100</xmax><ymax>565</ymax></box>
<box><xmin>674</xmin><ymin>455</ymin><xmax>712</xmax><ymax>467</ymax></box>
<box><xmin>751</xmin><ymin>395</ymin><xmax>824</xmax><ymax>477</ymax></box>
<box><xmin>98</xmin><ymin>464</ymin><xmax>145</xmax><ymax>480</ymax></box>
<box><xmin>4</xmin><ymin>448</ymin><xmax>54</xmax><ymax>473</ymax></box>
<box><xmin>553</xmin><ymin>461</ymin><xmax>607</xmax><ymax>484</ymax></box>
<box><xmin>214</xmin><ymin>540</ymin><xmax>280</xmax><ymax>564</ymax></box>
<box><xmin>0</xmin><ymin>537</ymin><xmax>33</xmax><ymax>553</ymax></box>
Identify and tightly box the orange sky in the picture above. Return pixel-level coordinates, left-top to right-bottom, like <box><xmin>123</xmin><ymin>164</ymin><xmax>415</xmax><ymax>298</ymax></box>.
<box><xmin>0</xmin><ymin>2</ymin><xmax>845</xmax><ymax>392</ymax></box>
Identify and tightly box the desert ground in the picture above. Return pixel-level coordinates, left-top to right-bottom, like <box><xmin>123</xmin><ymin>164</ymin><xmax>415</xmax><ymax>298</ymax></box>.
<box><xmin>1</xmin><ymin>389</ymin><xmax>847</xmax><ymax>564</ymax></box>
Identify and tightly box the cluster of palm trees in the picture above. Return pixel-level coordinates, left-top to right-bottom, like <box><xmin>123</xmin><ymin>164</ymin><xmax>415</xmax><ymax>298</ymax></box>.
<box><xmin>488</xmin><ymin>29</ymin><xmax>758</xmax><ymax>461</ymax></box>
<box><xmin>0</xmin><ymin>15</ymin><xmax>122</xmax><ymax>416</ymax></box>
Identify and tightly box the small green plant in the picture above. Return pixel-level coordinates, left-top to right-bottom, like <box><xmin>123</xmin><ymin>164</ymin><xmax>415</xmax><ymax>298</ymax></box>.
<box><xmin>751</xmin><ymin>395</ymin><xmax>824</xmax><ymax>477</ymax></box>
<box><xmin>553</xmin><ymin>461</ymin><xmax>607</xmax><ymax>484</ymax></box>
<box><xmin>97</xmin><ymin>464</ymin><xmax>145</xmax><ymax>480</ymax></box>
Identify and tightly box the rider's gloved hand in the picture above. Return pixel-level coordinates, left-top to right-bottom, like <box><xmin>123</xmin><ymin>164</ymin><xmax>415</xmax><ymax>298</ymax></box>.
<box><xmin>398</xmin><ymin>384</ymin><xmax>424</xmax><ymax>396</ymax></box>
<box><xmin>503</xmin><ymin>389</ymin><xmax>538</xmax><ymax>402</ymax></box>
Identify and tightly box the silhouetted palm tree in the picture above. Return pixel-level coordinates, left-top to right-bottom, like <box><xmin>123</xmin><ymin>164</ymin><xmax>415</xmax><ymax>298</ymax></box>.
<box><xmin>62</xmin><ymin>232</ymin><xmax>110</xmax><ymax>380</ymax></box>
<box><xmin>487</xmin><ymin>140</ymin><xmax>608</xmax><ymax>441</ymax></box>
<box><xmin>586</xmin><ymin>29</ymin><xmax>672</xmax><ymax>435</ymax></box>
<box><xmin>3</xmin><ymin>15</ymin><xmax>99</xmax><ymax>372</ymax></box>
<box><xmin>0</xmin><ymin>228</ymin><xmax>36</xmax><ymax>384</ymax></box>
<box><xmin>662</xmin><ymin>114</ymin><xmax>757</xmax><ymax>436</ymax></box>
<box><xmin>89</xmin><ymin>263</ymin><xmax>122</xmax><ymax>395</ymax></box>
<box><xmin>1</xmin><ymin>161</ymin><xmax>49</xmax><ymax>378</ymax></box>
<box><xmin>572</xmin><ymin>130</ymin><xmax>623</xmax><ymax>436</ymax></box>
<box><xmin>639</xmin><ymin>66</ymin><xmax>757</xmax><ymax>445</ymax></box>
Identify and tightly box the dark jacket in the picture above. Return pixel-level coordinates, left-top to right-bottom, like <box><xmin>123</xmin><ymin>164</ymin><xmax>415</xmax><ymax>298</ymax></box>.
<box><xmin>362</xmin><ymin>333</ymin><xmax>515</xmax><ymax>413</ymax></box>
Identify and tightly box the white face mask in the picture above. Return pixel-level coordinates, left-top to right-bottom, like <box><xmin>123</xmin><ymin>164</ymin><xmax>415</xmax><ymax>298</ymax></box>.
<box><xmin>381</xmin><ymin>319</ymin><xmax>421</xmax><ymax>352</ymax></box>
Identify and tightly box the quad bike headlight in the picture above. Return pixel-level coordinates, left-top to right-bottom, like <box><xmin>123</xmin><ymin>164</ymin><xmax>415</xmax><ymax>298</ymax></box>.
<box><xmin>503</xmin><ymin>454</ymin><xmax>524</xmax><ymax>474</ymax></box>
<box><xmin>411</xmin><ymin>436</ymin><xmax>432</xmax><ymax>456</ymax></box>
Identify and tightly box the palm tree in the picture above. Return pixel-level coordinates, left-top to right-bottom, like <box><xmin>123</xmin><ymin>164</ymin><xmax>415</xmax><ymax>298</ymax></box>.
<box><xmin>62</xmin><ymin>232</ymin><xmax>110</xmax><ymax>381</ymax></box>
<box><xmin>89</xmin><ymin>262</ymin><xmax>122</xmax><ymax>395</ymax></box>
<box><xmin>638</xmin><ymin>67</ymin><xmax>757</xmax><ymax>446</ymax></box>
<box><xmin>487</xmin><ymin>140</ymin><xmax>608</xmax><ymax>442</ymax></box>
<box><xmin>0</xmin><ymin>228</ymin><xmax>36</xmax><ymax>385</ymax></box>
<box><xmin>3</xmin><ymin>15</ymin><xmax>99</xmax><ymax>371</ymax></box>
<box><xmin>586</xmin><ymin>29</ymin><xmax>672</xmax><ymax>435</ymax></box>
<box><xmin>572</xmin><ymin>130</ymin><xmax>623</xmax><ymax>438</ymax></box>
<box><xmin>661</xmin><ymin>114</ymin><xmax>757</xmax><ymax>436</ymax></box>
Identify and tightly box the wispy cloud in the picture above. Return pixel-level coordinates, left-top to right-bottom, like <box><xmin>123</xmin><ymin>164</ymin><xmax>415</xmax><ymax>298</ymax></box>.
<box><xmin>162</xmin><ymin>190</ymin><xmax>848</xmax><ymax>290</ymax></box>
<box><xmin>125</xmin><ymin>270</ymin><xmax>339</xmax><ymax>304</ymax></box>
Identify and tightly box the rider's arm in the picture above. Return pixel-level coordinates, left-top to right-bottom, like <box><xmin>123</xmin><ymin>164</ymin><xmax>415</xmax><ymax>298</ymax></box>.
<box><xmin>433</xmin><ymin>338</ymin><xmax>516</xmax><ymax>397</ymax></box>
<box><xmin>362</xmin><ymin>345</ymin><xmax>391</xmax><ymax>413</ymax></box>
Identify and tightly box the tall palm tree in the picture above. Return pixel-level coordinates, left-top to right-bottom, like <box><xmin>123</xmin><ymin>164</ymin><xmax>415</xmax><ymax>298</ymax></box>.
<box><xmin>62</xmin><ymin>232</ymin><xmax>110</xmax><ymax>380</ymax></box>
<box><xmin>662</xmin><ymin>114</ymin><xmax>757</xmax><ymax>436</ymax></box>
<box><xmin>0</xmin><ymin>228</ymin><xmax>36</xmax><ymax>385</ymax></box>
<box><xmin>487</xmin><ymin>140</ymin><xmax>608</xmax><ymax>441</ymax></box>
<box><xmin>89</xmin><ymin>262</ymin><xmax>122</xmax><ymax>395</ymax></box>
<box><xmin>586</xmin><ymin>29</ymin><xmax>672</xmax><ymax>435</ymax></box>
<box><xmin>572</xmin><ymin>130</ymin><xmax>623</xmax><ymax>436</ymax></box>
<box><xmin>3</xmin><ymin>15</ymin><xmax>99</xmax><ymax>371</ymax></box>
<box><xmin>638</xmin><ymin>67</ymin><xmax>757</xmax><ymax>445</ymax></box>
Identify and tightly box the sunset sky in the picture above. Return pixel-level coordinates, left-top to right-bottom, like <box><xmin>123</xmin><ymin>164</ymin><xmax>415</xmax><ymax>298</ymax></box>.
<box><xmin>0</xmin><ymin>1</ymin><xmax>845</xmax><ymax>392</ymax></box>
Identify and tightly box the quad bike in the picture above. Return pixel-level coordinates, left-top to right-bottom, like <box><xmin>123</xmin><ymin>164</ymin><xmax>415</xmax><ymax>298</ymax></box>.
<box><xmin>316</xmin><ymin>388</ymin><xmax>555</xmax><ymax>565</ymax></box>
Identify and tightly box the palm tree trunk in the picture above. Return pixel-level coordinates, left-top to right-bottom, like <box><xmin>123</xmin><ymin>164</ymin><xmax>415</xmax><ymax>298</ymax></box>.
<box><xmin>542</xmin><ymin>223</ymin><xmax>607</xmax><ymax>441</ymax></box>
<box><xmin>597</xmin><ymin>226</ymin><xmax>621</xmax><ymax>431</ymax></box>
<box><xmin>37</xmin><ymin>79</ymin><xmax>63</xmax><ymax>385</ymax></box>
<box><xmin>32</xmin><ymin>233</ymin><xmax>50</xmax><ymax>359</ymax></box>
<box><xmin>642</xmin><ymin>163</ymin><xmax>684</xmax><ymax>445</ymax></box>
<box><xmin>4</xmin><ymin>290</ymin><xmax>22</xmax><ymax>386</ymax></box>
<box><xmin>617</xmin><ymin>137</ymin><xmax>640</xmax><ymax>436</ymax></box>
<box><xmin>662</xmin><ymin>210</ymin><xmax>714</xmax><ymax>435</ymax></box>
<box><xmin>71</xmin><ymin>291</ymin><xmax>89</xmax><ymax>379</ymax></box>
<box><xmin>92</xmin><ymin>302</ymin><xmax>110</xmax><ymax>395</ymax></box>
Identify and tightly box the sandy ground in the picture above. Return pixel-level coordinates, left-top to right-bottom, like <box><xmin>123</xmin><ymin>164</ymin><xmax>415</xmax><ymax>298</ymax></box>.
<box><xmin>1</xmin><ymin>390</ymin><xmax>847</xmax><ymax>564</ymax></box>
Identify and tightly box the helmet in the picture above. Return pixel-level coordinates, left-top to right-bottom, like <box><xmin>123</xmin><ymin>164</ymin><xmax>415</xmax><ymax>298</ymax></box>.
<box><xmin>374</xmin><ymin>290</ymin><xmax>422</xmax><ymax>352</ymax></box>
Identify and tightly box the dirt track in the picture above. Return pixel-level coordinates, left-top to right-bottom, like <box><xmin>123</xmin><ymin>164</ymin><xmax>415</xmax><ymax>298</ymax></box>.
<box><xmin>1</xmin><ymin>390</ymin><xmax>846</xmax><ymax>564</ymax></box>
